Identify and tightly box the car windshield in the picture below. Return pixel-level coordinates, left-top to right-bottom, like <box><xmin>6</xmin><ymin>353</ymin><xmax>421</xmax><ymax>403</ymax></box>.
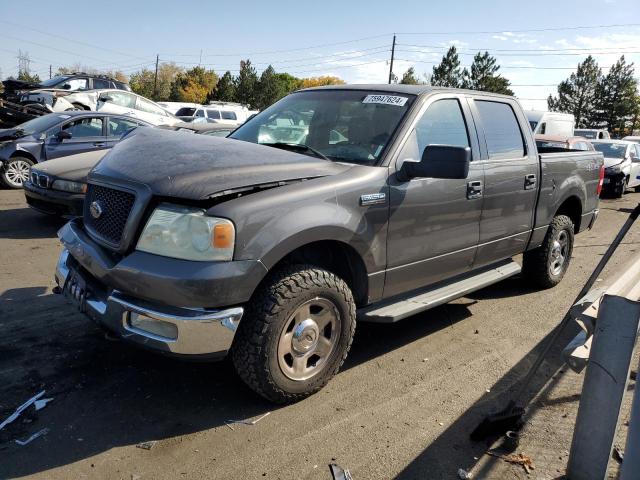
<box><xmin>230</xmin><ymin>90</ymin><xmax>416</xmax><ymax>165</ymax></box>
<box><xmin>39</xmin><ymin>76</ymin><xmax>69</xmax><ymax>88</ymax></box>
<box><xmin>175</xmin><ymin>107</ymin><xmax>197</xmax><ymax>116</ymax></box>
<box><xmin>574</xmin><ymin>130</ymin><xmax>597</xmax><ymax>139</ymax></box>
<box><xmin>15</xmin><ymin>114</ymin><xmax>69</xmax><ymax>136</ymax></box>
<box><xmin>593</xmin><ymin>143</ymin><xmax>627</xmax><ymax>159</ymax></box>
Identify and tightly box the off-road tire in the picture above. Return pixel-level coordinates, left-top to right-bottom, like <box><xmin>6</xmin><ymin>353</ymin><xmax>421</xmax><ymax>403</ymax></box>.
<box><xmin>1</xmin><ymin>156</ymin><xmax>33</xmax><ymax>189</ymax></box>
<box><xmin>523</xmin><ymin>215</ymin><xmax>574</xmax><ymax>289</ymax></box>
<box><xmin>231</xmin><ymin>264</ymin><xmax>356</xmax><ymax>403</ymax></box>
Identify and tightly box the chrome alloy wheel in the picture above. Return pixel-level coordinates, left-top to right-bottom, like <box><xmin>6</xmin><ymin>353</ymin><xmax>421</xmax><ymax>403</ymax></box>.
<box><xmin>5</xmin><ymin>159</ymin><xmax>31</xmax><ymax>187</ymax></box>
<box><xmin>277</xmin><ymin>297</ymin><xmax>339</xmax><ymax>381</ymax></box>
<box><xmin>550</xmin><ymin>229</ymin><xmax>569</xmax><ymax>276</ymax></box>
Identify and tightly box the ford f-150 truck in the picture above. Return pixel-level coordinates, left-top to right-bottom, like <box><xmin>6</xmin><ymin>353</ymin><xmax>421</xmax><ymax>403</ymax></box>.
<box><xmin>54</xmin><ymin>85</ymin><xmax>604</xmax><ymax>403</ymax></box>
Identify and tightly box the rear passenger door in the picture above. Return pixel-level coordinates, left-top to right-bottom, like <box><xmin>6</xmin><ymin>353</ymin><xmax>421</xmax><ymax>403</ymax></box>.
<box><xmin>469</xmin><ymin>98</ymin><xmax>539</xmax><ymax>268</ymax></box>
<box><xmin>45</xmin><ymin>116</ymin><xmax>107</xmax><ymax>160</ymax></box>
<box><xmin>385</xmin><ymin>95</ymin><xmax>484</xmax><ymax>298</ymax></box>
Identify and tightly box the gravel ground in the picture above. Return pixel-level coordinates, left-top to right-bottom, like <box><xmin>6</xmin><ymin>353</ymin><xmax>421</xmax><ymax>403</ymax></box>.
<box><xmin>0</xmin><ymin>188</ymin><xmax>638</xmax><ymax>480</ymax></box>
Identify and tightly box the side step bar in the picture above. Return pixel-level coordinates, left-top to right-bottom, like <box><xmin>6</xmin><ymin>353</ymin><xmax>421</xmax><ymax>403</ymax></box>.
<box><xmin>358</xmin><ymin>260</ymin><xmax>521</xmax><ymax>323</ymax></box>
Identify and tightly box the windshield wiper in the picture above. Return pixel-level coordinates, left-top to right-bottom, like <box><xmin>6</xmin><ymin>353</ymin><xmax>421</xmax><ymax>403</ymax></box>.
<box><xmin>264</xmin><ymin>142</ymin><xmax>331</xmax><ymax>161</ymax></box>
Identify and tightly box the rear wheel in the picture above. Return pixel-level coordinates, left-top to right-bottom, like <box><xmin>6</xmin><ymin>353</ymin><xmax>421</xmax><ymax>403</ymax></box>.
<box><xmin>231</xmin><ymin>264</ymin><xmax>356</xmax><ymax>403</ymax></box>
<box><xmin>2</xmin><ymin>156</ymin><xmax>33</xmax><ymax>189</ymax></box>
<box><xmin>523</xmin><ymin>215</ymin><xmax>574</xmax><ymax>289</ymax></box>
<box><xmin>614</xmin><ymin>178</ymin><xmax>627</xmax><ymax>198</ymax></box>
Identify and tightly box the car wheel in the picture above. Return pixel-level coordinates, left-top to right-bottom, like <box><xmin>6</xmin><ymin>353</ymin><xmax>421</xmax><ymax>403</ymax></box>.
<box><xmin>614</xmin><ymin>178</ymin><xmax>627</xmax><ymax>198</ymax></box>
<box><xmin>232</xmin><ymin>264</ymin><xmax>356</xmax><ymax>403</ymax></box>
<box><xmin>72</xmin><ymin>103</ymin><xmax>86</xmax><ymax>111</ymax></box>
<box><xmin>523</xmin><ymin>215</ymin><xmax>574</xmax><ymax>289</ymax></box>
<box><xmin>2</xmin><ymin>156</ymin><xmax>33</xmax><ymax>189</ymax></box>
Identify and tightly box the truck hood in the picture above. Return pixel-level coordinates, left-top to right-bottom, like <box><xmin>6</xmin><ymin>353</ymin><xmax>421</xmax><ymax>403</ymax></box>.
<box><xmin>603</xmin><ymin>157</ymin><xmax>628</xmax><ymax>168</ymax></box>
<box><xmin>2</xmin><ymin>79</ymin><xmax>41</xmax><ymax>94</ymax></box>
<box><xmin>90</xmin><ymin>128</ymin><xmax>351</xmax><ymax>200</ymax></box>
<box><xmin>0</xmin><ymin>128</ymin><xmax>27</xmax><ymax>141</ymax></box>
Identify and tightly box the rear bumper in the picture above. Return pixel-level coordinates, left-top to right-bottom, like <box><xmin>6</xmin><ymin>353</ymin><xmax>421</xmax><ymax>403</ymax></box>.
<box><xmin>55</xmin><ymin>248</ymin><xmax>244</xmax><ymax>357</ymax></box>
<box><xmin>24</xmin><ymin>181</ymin><xmax>84</xmax><ymax>218</ymax></box>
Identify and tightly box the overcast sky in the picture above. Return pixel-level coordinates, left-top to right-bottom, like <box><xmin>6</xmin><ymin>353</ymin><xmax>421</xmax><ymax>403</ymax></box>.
<box><xmin>1</xmin><ymin>0</ymin><xmax>639</xmax><ymax>111</ymax></box>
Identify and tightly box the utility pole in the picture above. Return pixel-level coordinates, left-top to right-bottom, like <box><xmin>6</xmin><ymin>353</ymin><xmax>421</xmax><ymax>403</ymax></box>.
<box><xmin>49</xmin><ymin>64</ymin><xmax>52</xmax><ymax>79</ymax></box>
<box><xmin>153</xmin><ymin>54</ymin><xmax>159</xmax><ymax>99</ymax></box>
<box><xmin>388</xmin><ymin>35</ymin><xmax>396</xmax><ymax>84</ymax></box>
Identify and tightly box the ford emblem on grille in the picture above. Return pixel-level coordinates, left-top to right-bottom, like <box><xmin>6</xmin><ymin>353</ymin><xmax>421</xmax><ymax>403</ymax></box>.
<box><xmin>89</xmin><ymin>200</ymin><xmax>104</xmax><ymax>219</ymax></box>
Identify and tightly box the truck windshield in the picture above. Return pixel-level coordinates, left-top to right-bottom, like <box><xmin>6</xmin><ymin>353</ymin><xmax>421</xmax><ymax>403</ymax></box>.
<box><xmin>593</xmin><ymin>143</ymin><xmax>627</xmax><ymax>159</ymax></box>
<box><xmin>230</xmin><ymin>90</ymin><xmax>416</xmax><ymax>165</ymax></box>
<box><xmin>574</xmin><ymin>130</ymin><xmax>597</xmax><ymax>139</ymax></box>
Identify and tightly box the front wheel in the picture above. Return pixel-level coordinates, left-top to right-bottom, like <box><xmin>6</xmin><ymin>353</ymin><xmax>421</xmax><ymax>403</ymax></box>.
<box><xmin>523</xmin><ymin>215</ymin><xmax>574</xmax><ymax>289</ymax></box>
<box><xmin>2</xmin><ymin>156</ymin><xmax>33</xmax><ymax>189</ymax></box>
<box><xmin>231</xmin><ymin>265</ymin><xmax>356</xmax><ymax>403</ymax></box>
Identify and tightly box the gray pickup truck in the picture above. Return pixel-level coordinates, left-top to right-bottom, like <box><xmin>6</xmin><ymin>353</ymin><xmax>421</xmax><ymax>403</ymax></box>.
<box><xmin>55</xmin><ymin>85</ymin><xmax>604</xmax><ymax>402</ymax></box>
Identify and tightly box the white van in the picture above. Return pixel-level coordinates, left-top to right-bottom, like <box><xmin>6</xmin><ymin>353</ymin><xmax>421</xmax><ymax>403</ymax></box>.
<box><xmin>174</xmin><ymin>102</ymin><xmax>256</xmax><ymax>126</ymax></box>
<box><xmin>526</xmin><ymin>111</ymin><xmax>575</xmax><ymax>137</ymax></box>
<box><xmin>575</xmin><ymin>129</ymin><xmax>610</xmax><ymax>140</ymax></box>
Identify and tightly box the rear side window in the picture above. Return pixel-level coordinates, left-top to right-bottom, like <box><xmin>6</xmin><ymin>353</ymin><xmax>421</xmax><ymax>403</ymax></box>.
<box><xmin>221</xmin><ymin>111</ymin><xmax>237</xmax><ymax>120</ymax></box>
<box><xmin>206</xmin><ymin>110</ymin><xmax>221</xmax><ymax>119</ymax></box>
<box><xmin>93</xmin><ymin>79</ymin><xmax>110</xmax><ymax>89</ymax></box>
<box><xmin>475</xmin><ymin>101</ymin><xmax>525</xmax><ymax>160</ymax></box>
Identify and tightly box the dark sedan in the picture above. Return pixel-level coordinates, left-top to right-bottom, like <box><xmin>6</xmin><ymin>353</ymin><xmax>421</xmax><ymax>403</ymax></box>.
<box><xmin>24</xmin><ymin>124</ymin><xmax>234</xmax><ymax>217</ymax></box>
<box><xmin>0</xmin><ymin>111</ymin><xmax>151</xmax><ymax>188</ymax></box>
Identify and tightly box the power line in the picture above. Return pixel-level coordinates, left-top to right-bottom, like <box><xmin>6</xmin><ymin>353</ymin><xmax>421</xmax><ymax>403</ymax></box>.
<box><xmin>395</xmin><ymin>58</ymin><xmax>615</xmax><ymax>70</ymax></box>
<box><xmin>397</xmin><ymin>43</ymin><xmax>640</xmax><ymax>53</ymax></box>
<box><xmin>396</xmin><ymin>47</ymin><xmax>640</xmax><ymax>57</ymax></box>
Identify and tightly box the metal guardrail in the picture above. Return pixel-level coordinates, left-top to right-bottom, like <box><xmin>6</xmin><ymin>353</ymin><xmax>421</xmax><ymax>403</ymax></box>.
<box><xmin>565</xmin><ymin>251</ymin><xmax>640</xmax><ymax>480</ymax></box>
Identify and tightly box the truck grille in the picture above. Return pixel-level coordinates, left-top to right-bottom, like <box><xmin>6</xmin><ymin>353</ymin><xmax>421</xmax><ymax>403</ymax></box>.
<box><xmin>84</xmin><ymin>184</ymin><xmax>135</xmax><ymax>248</ymax></box>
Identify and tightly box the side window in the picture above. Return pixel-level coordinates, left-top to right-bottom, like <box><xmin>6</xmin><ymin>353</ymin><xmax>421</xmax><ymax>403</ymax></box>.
<box><xmin>59</xmin><ymin>78</ymin><xmax>88</xmax><ymax>90</ymax></box>
<box><xmin>62</xmin><ymin>117</ymin><xmax>103</xmax><ymax>137</ymax></box>
<box><xmin>195</xmin><ymin>109</ymin><xmax>205</xmax><ymax>118</ymax></box>
<box><xmin>539</xmin><ymin>122</ymin><xmax>546</xmax><ymax>135</ymax></box>
<box><xmin>475</xmin><ymin>101</ymin><xmax>525</xmax><ymax>160</ymax></box>
<box><xmin>398</xmin><ymin>98</ymin><xmax>470</xmax><ymax>163</ymax></box>
<box><xmin>136</xmin><ymin>97</ymin><xmax>166</xmax><ymax>116</ymax></box>
<box><xmin>106</xmin><ymin>92</ymin><xmax>137</xmax><ymax>108</ymax></box>
<box><xmin>93</xmin><ymin>79</ymin><xmax>110</xmax><ymax>89</ymax></box>
<box><xmin>221</xmin><ymin>111</ymin><xmax>237</xmax><ymax>120</ymax></box>
<box><xmin>206</xmin><ymin>110</ymin><xmax>221</xmax><ymax>119</ymax></box>
<box><xmin>108</xmin><ymin>117</ymin><xmax>141</xmax><ymax>137</ymax></box>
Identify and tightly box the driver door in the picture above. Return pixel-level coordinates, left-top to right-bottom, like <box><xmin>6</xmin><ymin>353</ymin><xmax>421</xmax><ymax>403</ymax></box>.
<box><xmin>44</xmin><ymin>116</ymin><xmax>107</xmax><ymax>160</ymax></box>
<box><xmin>384</xmin><ymin>95</ymin><xmax>483</xmax><ymax>298</ymax></box>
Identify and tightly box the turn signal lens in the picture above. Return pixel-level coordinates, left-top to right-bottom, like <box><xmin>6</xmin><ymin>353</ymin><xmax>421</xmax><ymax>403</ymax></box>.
<box><xmin>213</xmin><ymin>223</ymin><xmax>234</xmax><ymax>249</ymax></box>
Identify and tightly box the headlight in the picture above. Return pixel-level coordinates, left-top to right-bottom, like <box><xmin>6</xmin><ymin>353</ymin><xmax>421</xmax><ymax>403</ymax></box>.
<box><xmin>136</xmin><ymin>203</ymin><xmax>235</xmax><ymax>261</ymax></box>
<box><xmin>51</xmin><ymin>179</ymin><xmax>87</xmax><ymax>193</ymax></box>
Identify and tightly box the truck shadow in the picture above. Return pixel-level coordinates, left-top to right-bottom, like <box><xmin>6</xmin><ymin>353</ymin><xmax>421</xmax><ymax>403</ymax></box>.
<box><xmin>0</xmin><ymin>276</ymin><xmax>530</xmax><ymax>478</ymax></box>
<box><xmin>0</xmin><ymin>207</ymin><xmax>66</xmax><ymax>239</ymax></box>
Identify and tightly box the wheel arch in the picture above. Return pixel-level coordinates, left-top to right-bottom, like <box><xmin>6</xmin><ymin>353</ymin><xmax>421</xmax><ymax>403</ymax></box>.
<box><xmin>555</xmin><ymin>194</ymin><xmax>582</xmax><ymax>232</ymax></box>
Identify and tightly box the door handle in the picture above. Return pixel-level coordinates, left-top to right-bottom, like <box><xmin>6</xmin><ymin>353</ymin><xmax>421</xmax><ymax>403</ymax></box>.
<box><xmin>467</xmin><ymin>180</ymin><xmax>483</xmax><ymax>199</ymax></box>
<box><xmin>525</xmin><ymin>174</ymin><xmax>537</xmax><ymax>190</ymax></box>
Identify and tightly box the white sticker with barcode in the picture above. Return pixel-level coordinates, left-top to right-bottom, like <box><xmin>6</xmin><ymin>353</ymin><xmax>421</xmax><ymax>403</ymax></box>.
<box><xmin>362</xmin><ymin>94</ymin><xmax>408</xmax><ymax>106</ymax></box>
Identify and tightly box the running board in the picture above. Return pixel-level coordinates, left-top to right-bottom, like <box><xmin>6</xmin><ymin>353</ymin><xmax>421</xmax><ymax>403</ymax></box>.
<box><xmin>358</xmin><ymin>260</ymin><xmax>521</xmax><ymax>323</ymax></box>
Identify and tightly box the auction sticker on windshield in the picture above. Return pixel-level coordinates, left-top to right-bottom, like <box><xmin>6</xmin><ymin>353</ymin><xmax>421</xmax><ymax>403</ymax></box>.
<box><xmin>362</xmin><ymin>95</ymin><xmax>408</xmax><ymax>106</ymax></box>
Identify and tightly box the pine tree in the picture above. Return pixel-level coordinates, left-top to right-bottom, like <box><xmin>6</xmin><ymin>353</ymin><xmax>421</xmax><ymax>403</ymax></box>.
<box><xmin>547</xmin><ymin>56</ymin><xmax>600</xmax><ymax>128</ymax></box>
<box><xmin>234</xmin><ymin>60</ymin><xmax>258</xmax><ymax>108</ymax></box>
<box><xmin>211</xmin><ymin>71</ymin><xmax>236</xmax><ymax>102</ymax></box>
<box><xmin>592</xmin><ymin>56</ymin><xmax>638</xmax><ymax>132</ymax></box>
<box><xmin>430</xmin><ymin>46</ymin><xmax>463</xmax><ymax>87</ymax></box>
<box><xmin>462</xmin><ymin>52</ymin><xmax>513</xmax><ymax>95</ymax></box>
<box><xmin>400</xmin><ymin>67</ymin><xmax>420</xmax><ymax>85</ymax></box>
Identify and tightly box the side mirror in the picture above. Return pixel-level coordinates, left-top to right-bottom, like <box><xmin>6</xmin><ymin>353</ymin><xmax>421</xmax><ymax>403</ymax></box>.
<box><xmin>57</xmin><ymin>130</ymin><xmax>72</xmax><ymax>141</ymax></box>
<box><xmin>99</xmin><ymin>95</ymin><xmax>113</xmax><ymax>103</ymax></box>
<box><xmin>399</xmin><ymin>145</ymin><xmax>471</xmax><ymax>180</ymax></box>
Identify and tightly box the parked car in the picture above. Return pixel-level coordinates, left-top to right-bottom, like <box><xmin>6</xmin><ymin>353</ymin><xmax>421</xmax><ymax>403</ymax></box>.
<box><xmin>574</xmin><ymin>129</ymin><xmax>610</xmax><ymax>140</ymax></box>
<box><xmin>526</xmin><ymin>111</ymin><xmax>575</xmax><ymax>137</ymax></box>
<box><xmin>55</xmin><ymin>85</ymin><xmax>603</xmax><ymax>403</ymax></box>
<box><xmin>592</xmin><ymin>139</ymin><xmax>640</xmax><ymax>197</ymax></box>
<box><xmin>535</xmin><ymin>135</ymin><xmax>595</xmax><ymax>151</ymax></box>
<box><xmin>0</xmin><ymin>111</ymin><xmax>151</xmax><ymax>188</ymax></box>
<box><xmin>622</xmin><ymin>135</ymin><xmax>640</xmax><ymax>144</ymax></box>
<box><xmin>156</xmin><ymin>102</ymin><xmax>199</xmax><ymax>115</ymax></box>
<box><xmin>24</xmin><ymin>123</ymin><xmax>234</xmax><ymax>216</ymax></box>
<box><xmin>24</xmin><ymin>149</ymin><xmax>108</xmax><ymax>217</ymax></box>
<box><xmin>17</xmin><ymin>89</ymin><xmax>181</xmax><ymax>127</ymax></box>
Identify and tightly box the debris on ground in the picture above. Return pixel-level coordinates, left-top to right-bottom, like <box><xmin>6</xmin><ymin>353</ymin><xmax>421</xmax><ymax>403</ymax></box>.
<box><xmin>329</xmin><ymin>462</ymin><xmax>353</xmax><ymax>480</ymax></box>
<box><xmin>0</xmin><ymin>391</ymin><xmax>46</xmax><ymax>431</ymax></box>
<box><xmin>457</xmin><ymin>467</ymin><xmax>472</xmax><ymax>479</ymax></box>
<box><xmin>613</xmin><ymin>444</ymin><xmax>624</xmax><ymax>463</ymax></box>
<box><xmin>488</xmin><ymin>451</ymin><xmax>535</xmax><ymax>474</ymax></box>
<box><xmin>226</xmin><ymin>412</ymin><xmax>271</xmax><ymax>426</ymax></box>
<box><xmin>15</xmin><ymin>428</ymin><xmax>49</xmax><ymax>446</ymax></box>
<box><xmin>136</xmin><ymin>441</ymin><xmax>157</xmax><ymax>450</ymax></box>
<box><xmin>34</xmin><ymin>398</ymin><xmax>53</xmax><ymax>411</ymax></box>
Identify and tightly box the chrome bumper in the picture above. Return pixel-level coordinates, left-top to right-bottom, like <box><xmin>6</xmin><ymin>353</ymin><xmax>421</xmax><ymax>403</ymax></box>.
<box><xmin>56</xmin><ymin>248</ymin><xmax>244</xmax><ymax>357</ymax></box>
